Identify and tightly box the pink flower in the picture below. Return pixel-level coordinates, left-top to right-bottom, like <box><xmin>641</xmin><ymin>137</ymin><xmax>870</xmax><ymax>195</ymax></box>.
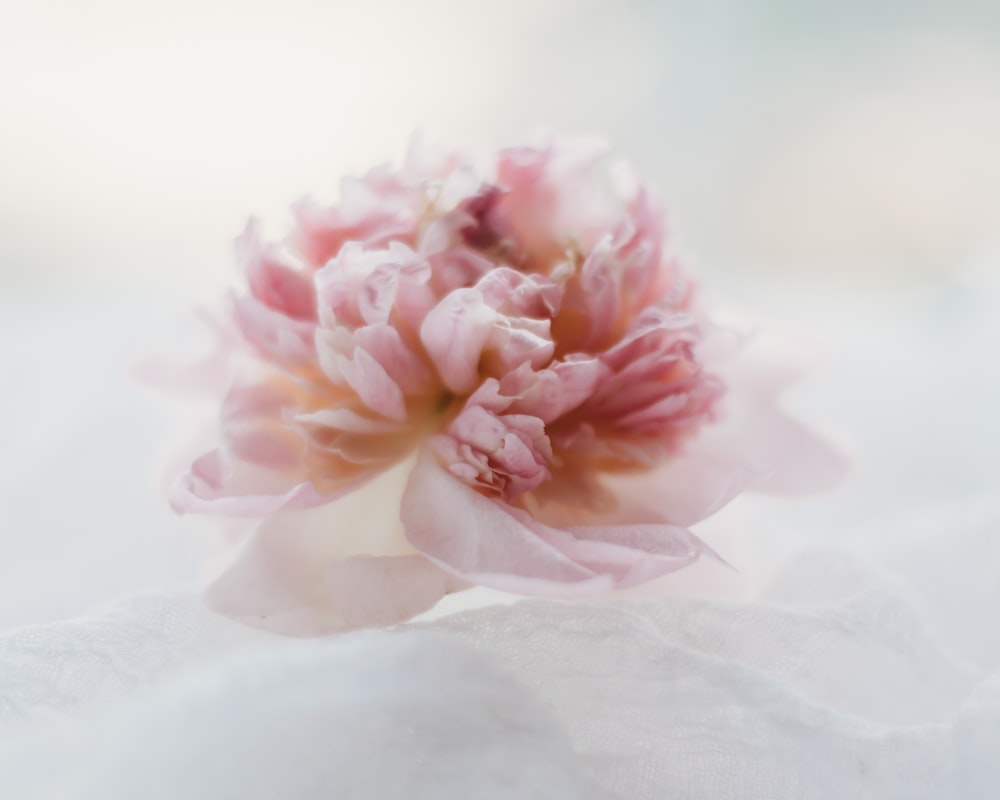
<box><xmin>170</xmin><ymin>138</ymin><xmax>845</xmax><ymax>635</ymax></box>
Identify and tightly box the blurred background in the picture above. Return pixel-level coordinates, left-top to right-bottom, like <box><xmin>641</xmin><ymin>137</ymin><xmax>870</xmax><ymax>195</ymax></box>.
<box><xmin>2</xmin><ymin>0</ymin><xmax>999</xmax><ymax>626</ymax></box>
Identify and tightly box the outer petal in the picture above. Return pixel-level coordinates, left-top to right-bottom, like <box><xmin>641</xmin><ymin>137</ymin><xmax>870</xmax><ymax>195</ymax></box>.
<box><xmin>290</xmin><ymin>174</ymin><xmax>422</xmax><ymax>268</ymax></box>
<box><xmin>401</xmin><ymin>449</ymin><xmax>612</xmax><ymax>595</ymax></box>
<box><xmin>601</xmin><ymin>452</ymin><xmax>754</xmax><ymax>528</ymax></box>
<box><xmin>231</xmin><ymin>293</ymin><xmax>316</xmax><ymax>369</ymax></box>
<box><xmin>237</xmin><ymin>219</ymin><xmax>316</xmax><ymax>321</ymax></box>
<box><xmin>170</xmin><ymin>449</ymin><xmax>340</xmax><ymax>516</ymax></box>
<box><xmin>203</xmin><ymin>458</ymin><xmax>464</xmax><ymax>635</ymax></box>
<box><xmin>536</xmin><ymin>522</ymin><xmax>716</xmax><ymax>589</ymax></box>
<box><xmin>402</xmin><ymin>447</ymin><xmax>721</xmax><ymax>596</ymax></box>
<box><xmin>696</xmin><ymin>326</ymin><xmax>849</xmax><ymax>496</ymax></box>
<box><xmin>604</xmin><ymin>326</ymin><xmax>849</xmax><ymax>526</ymax></box>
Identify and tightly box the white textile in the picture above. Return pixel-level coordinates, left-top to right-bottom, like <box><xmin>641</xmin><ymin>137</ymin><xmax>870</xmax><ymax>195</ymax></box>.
<box><xmin>1</xmin><ymin>497</ymin><xmax>997</xmax><ymax>799</ymax></box>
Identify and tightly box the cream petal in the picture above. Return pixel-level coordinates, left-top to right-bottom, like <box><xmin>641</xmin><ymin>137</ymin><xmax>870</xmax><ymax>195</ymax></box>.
<box><xmin>203</xmin><ymin>457</ymin><xmax>454</xmax><ymax>635</ymax></box>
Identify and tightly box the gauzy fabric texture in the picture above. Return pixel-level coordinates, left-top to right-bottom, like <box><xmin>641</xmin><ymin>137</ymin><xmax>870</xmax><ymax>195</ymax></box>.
<box><xmin>1</xmin><ymin>497</ymin><xmax>998</xmax><ymax>799</ymax></box>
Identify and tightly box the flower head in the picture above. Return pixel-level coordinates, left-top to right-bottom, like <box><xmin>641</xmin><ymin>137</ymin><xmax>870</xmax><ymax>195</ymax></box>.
<box><xmin>170</xmin><ymin>138</ymin><xmax>845</xmax><ymax>634</ymax></box>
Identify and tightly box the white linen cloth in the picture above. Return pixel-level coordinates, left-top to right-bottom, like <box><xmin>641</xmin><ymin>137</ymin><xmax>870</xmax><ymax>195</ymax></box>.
<box><xmin>1</xmin><ymin>497</ymin><xmax>998</xmax><ymax>798</ymax></box>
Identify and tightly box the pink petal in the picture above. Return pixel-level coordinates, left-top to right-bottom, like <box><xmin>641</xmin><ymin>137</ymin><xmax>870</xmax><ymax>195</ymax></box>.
<box><xmin>350</xmin><ymin>324</ymin><xmax>437</xmax><ymax>396</ymax></box>
<box><xmin>336</xmin><ymin>347</ymin><xmax>408</xmax><ymax>422</ymax></box>
<box><xmin>501</xmin><ymin>357</ymin><xmax>602</xmax><ymax>423</ymax></box>
<box><xmin>483</xmin><ymin>317</ymin><xmax>554</xmax><ymax>375</ymax></box>
<box><xmin>237</xmin><ymin>220</ymin><xmax>317</xmax><ymax>321</ymax></box>
<box><xmin>475</xmin><ymin>266</ymin><xmax>561</xmax><ymax>317</ymax></box>
<box><xmin>699</xmin><ymin>327</ymin><xmax>850</xmax><ymax>496</ymax></box>
<box><xmin>314</xmin><ymin>243</ymin><xmax>380</xmax><ymax>329</ymax></box>
<box><xmin>291</xmin><ymin>178</ymin><xmax>420</xmax><ymax>268</ymax></box>
<box><xmin>295</xmin><ymin>406</ymin><xmax>408</xmax><ymax>435</ymax></box>
<box><xmin>420</xmin><ymin>288</ymin><xmax>496</xmax><ymax>394</ymax></box>
<box><xmin>425</xmin><ymin>247</ymin><xmax>495</xmax><ymax>294</ymax></box>
<box><xmin>231</xmin><ymin>292</ymin><xmax>316</xmax><ymax>368</ymax></box>
<box><xmin>401</xmin><ymin>449</ymin><xmax>610</xmax><ymax>594</ymax></box>
<box><xmin>603</xmin><ymin>447</ymin><xmax>755</xmax><ymax>528</ymax></box>
<box><xmin>545</xmin><ymin>522</ymin><xmax>715</xmax><ymax>588</ymax></box>
<box><xmin>170</xmin><ymin>449</ymin><xmax>339</xmax><ymax>516</ymax></box>
<box><xmin>564</xmin><ymin>239</ymin><xmax>621</xmax><ymax>349</ymax></box>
